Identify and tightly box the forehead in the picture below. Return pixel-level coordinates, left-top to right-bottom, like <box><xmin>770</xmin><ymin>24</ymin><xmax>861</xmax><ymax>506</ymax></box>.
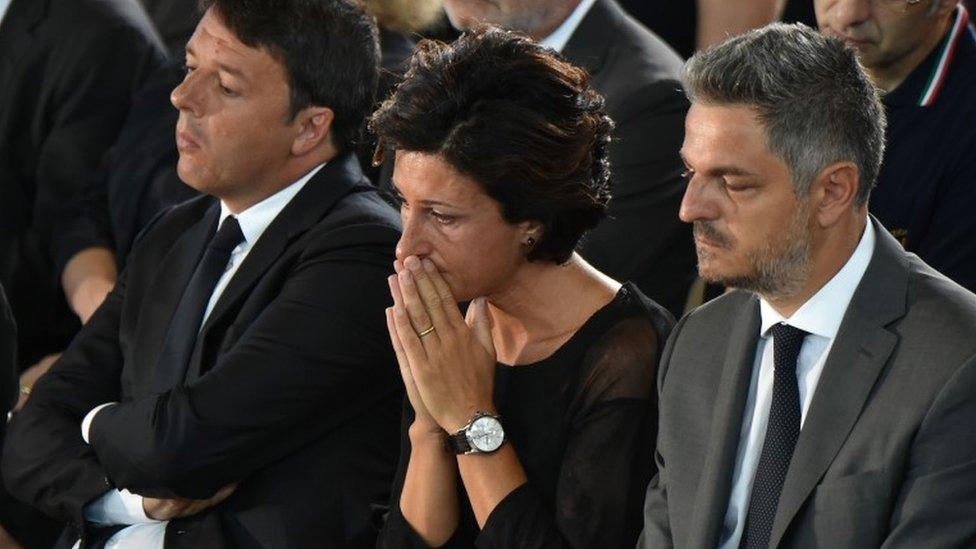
<box><xmin>187</xmin><ymin>9</ymin><xmax>280</xmax><ymax>74</ymax></box>
<box><xmin>682</xmin><ymin>103</ymin><xmax>774</xmax><ymax>166</ymax></box>
<box><xmin>393</xmin><ymin>151</ymin><xmax>490</xmax><ymax>205</ymax></box>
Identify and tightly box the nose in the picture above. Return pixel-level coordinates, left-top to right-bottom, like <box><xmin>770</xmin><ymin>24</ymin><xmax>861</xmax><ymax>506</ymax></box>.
<box><xmin>395</xmin><ymin>208</ymin><xmax>433</xmax><ymax>261</ymax></box>
<box><xmin>832</xmin><ymin>0</ymin><xmax>872</xmax><ymax>30</ymax></box>
<box><xmin>678</xmin><ymin>174</ymin><xmax>721</xmax><ymax>224</ymax></box>
<box><xmin>171</xmin><ymin>70</ymin><xmax>205</xmax><ymax>117</ymax></box>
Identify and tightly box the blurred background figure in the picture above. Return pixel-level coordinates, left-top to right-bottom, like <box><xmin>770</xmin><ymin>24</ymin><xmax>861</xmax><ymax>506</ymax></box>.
<box><xmin>815</xmin><ymin>0</ymin><xmax>976</xmax><ymax>293</ymax></box>
<box><xmin>617</xmin><ymin>0</ymin><xmax>787</xmax><ymax>58</ymax></box>
<box><xmin>358</xmin><ymin>0</ymin><xmax>444</xmax><ymax>184</ymax></box>
<box><xmin>438</xmin><ymin>0</ymin><xmax>695</xmax><ymax>317</ymax></box>
<box><xmin>0</xmin><ymin>0</ymin><xmax>164</xmax><ymax>545</ymax></box>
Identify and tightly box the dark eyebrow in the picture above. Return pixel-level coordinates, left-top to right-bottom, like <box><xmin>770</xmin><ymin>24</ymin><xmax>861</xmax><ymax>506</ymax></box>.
<box><xmin>184</xmin><ymin>44</ymin><xmax>249</xmax><ymax>83</ymax></box>
<box><xmin>389</xmin><ymin>181</ymin><xmax>458</xmax><ymax>208</ymax></box>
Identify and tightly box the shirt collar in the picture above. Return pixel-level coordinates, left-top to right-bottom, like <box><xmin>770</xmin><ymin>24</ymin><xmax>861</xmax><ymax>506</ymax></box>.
<box><xmin>759</xmin><ymin>220</ymin><xmax>876</xmax><ymax>340</ymax></box>
<box><xmin>0</xmin><ymin>0</ymin><xmax>14</xmax><ymax>27</ymax></box>
<box><xmin>539</xmin><ymin>0</ymin><xmax>597</xmax><ymax>53</ymax></box>
<box><xmin>885</xmin><ymin>4</ymin><xmax>972</xmax><ymax>108</ymax></box>
<box><xmin>218</xmin><ymin>163</ymin><xmax>325</xmax><ymax>245</ymax></box>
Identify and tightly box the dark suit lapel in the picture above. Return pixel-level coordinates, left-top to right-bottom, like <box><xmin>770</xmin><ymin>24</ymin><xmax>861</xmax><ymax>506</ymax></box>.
<box><xmin>686</xmin><ymin>296</ymin><xmax>762</xmax><ymax>549</ymax></box>
<box><xmin>186</xmin><ymin>154</ymin><xmax>369</xmax><ymax>379</ymax></box>
<box><xmin>140</xmin><ymin>201</ymin><xmax>218</xmax><ymax>392</ymax></box>
<box><xmin>770</xmin><ymin>219</ymin><xmax>909</xmax><ymax>547</ymax></box>
<box><xmin>561</xmin><ymin>0</ymin><xmax>615</xmax><ymax>79</ymax></box>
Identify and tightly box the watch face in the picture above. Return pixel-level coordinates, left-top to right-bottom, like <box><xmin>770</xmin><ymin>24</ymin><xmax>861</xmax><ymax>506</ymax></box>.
<box><xmin>467</xmin><ymin>416</ymin><xmax>504</xmax><ymax>453</ymax></box>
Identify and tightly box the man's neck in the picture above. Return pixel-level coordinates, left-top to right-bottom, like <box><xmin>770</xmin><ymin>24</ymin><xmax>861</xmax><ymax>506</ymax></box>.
<box><xmin>525</xmin><ymin>0</ymin><xmax>581</xmax><ymax>41</ymax></box>
<box><xmin>223</xmin><ymin>154</ymin><xmax>332</xmax><ymax>214</ymax></box>
<box><xmin>868</xmin><ymin>15</ymin><xmax>953</xmax><ymax>92</ymax></box>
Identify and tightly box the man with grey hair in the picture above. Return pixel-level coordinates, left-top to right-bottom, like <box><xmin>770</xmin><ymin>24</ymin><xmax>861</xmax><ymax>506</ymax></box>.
<box><xmin>639</xmin><ymin>23</ymin><xmax>976</xmax><ymax>549</ymax></box>
<box><xmin>816</xmin><ymin>0</ymin><xmax>976</xmax><ymax>294</ymax></box>
<box><xmin>440</xmin><ymin>0</ymin><xmax>694</xmax><ymax>317</ymax></box>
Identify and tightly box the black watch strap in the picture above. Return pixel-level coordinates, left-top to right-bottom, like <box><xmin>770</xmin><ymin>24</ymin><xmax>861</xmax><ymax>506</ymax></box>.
<box><xmin>445</xmin><ymin>430</ymin><xmax>471</xmax><ymax>454</ymax></box>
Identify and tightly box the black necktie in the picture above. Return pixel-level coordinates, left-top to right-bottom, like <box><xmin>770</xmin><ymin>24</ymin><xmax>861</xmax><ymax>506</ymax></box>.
<box><xmin>741</xmin><ymin>323</ymin><xmax>808</xmax><ymax>549</ymax></box>
<box><xmin>153</xmin><ymin>216</ymin><xmax>245</xmax><ymax>392</ymax></box>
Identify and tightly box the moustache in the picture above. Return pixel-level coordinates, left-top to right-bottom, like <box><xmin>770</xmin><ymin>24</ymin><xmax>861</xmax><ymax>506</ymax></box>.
<box><xmin>693</xmin><ymin>222</ymin><xmax>733</xmax><ymax>249</ymax></box>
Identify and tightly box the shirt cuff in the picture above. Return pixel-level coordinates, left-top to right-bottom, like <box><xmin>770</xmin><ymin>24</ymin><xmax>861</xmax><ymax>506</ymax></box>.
<box><xmin>82</xmin><ymin>402</ymin><xmax>118</xmax><ymax>443</ymax></box>
<box><xmin>84</xmin><ymin>489</ymin><xmax>159</xmax><ymax>526</ymax></box>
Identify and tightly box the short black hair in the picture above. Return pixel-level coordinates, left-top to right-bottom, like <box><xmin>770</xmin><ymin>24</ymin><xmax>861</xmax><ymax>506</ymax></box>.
<box><xmin>370</xmin><ymin>27</ymin><xmax>614</xmax><ymax>264</ymax></box>
<box><xmin>201</xmin><ymin>0</ymin><xmax>380</xmax><ymax>151</ymax></box>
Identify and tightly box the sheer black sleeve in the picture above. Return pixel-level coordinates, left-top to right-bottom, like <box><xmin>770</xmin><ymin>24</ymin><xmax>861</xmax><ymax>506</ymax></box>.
<box><xmin>475</xmin><ymin>313</ymin><xmax>665</xmax><ymax>548</ymax></box>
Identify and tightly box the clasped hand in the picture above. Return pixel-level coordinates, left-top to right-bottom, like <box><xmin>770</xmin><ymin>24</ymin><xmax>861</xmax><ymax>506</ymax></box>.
<box><xmin>142</xmin><ymin>483</ymin><xmax>238</xmax><ymax>520</ymax></box>
<box><xmin>386</xmin><ymin>256</ymin><xmax>497</xmax><ymax>434</ymax></box>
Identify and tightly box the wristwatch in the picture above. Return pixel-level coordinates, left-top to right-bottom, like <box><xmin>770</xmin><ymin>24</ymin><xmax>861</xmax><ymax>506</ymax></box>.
<box><xmin>446</xmin><ymin>411</ymin><xmax>505</xmax><ymax>455</ymax></box>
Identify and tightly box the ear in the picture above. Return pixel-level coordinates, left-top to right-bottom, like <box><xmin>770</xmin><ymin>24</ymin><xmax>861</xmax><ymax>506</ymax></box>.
<box><xmin>810</xmin><ymin>161</ymin><xmax>860</xmax><ymax>228</ymax></box>
<box><xmin>518</xmin><ymin>220</ymin><xmax>544</xmax><ymax>246</ymax></box>
<box><xmin>291</xmin><ymin>106</ymin><xmax>335</xmax><ymax>156</ymax></box>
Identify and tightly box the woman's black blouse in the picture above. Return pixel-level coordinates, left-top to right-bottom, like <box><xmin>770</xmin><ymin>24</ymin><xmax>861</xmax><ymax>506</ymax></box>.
<box><xmin>377</xmin><ymin>282</ymin><xmax>674</xmax><ymax>548</ymax></box>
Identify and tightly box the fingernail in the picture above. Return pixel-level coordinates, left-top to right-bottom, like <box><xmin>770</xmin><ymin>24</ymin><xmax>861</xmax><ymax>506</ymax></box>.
<box><xmin>405</xmin><ymin>256</ymin><xmax>420</xmax><ymax>271</ymax></box>
<box><xmin>422</xmin><ymin>258</ymin><xmax>435</xmax><ymax>271</ymax></box>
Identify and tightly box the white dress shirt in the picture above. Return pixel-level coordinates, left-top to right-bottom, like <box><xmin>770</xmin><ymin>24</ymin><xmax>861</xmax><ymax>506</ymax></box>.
<box><xmin>0</xmin><ymin>0</ymin><xmax>13</xmax><ymax>27</ymax></box>
<box><xmin>75</xmin><ymin>163</ymin><xmax>324</xmax><ymax>549</ymax></box>
<box><xmin>539</xmin><ymin>0</ymin><xmax>597</xmax><ymax>53</ymax></box>
<box><xmin>717</xmin><ymin>221</ymin><xmax>876</xmax><ymax>548</ymax></box>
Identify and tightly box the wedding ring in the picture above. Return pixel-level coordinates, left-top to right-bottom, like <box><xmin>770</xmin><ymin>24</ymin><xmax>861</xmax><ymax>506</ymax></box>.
<box><xmin>417</xmin><ymin>325</ymin><xmax>436</xmax><ymax>338</ymax></box>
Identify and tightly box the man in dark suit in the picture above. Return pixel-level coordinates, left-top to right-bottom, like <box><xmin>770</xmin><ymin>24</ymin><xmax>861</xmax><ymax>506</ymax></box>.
<box><xmin>640</xmin><ymin>24</ymin><xmax>976</xmax><ymax>548</ymax></box>
<box><xmin>0</xmin><ymin>0</ymin><xmax>165</xmax><ymax>368</ymax></box>
<box><xmin>438</xmin><ymin>0</ymin><xmax>695</xmax><ymax>316</ymax></box>
<box><xmin>3</xmin><ymin>1</ymin><xmax>403</xmax><ymax>547</ymax></box>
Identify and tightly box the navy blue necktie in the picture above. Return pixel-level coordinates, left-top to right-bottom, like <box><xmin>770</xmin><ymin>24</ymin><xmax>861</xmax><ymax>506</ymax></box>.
<box><xmin>153</xmin><ymin>216</ymin><xmax>244</xmax><ymax>392</ymax></box>
<box><xmin>741</xmin><ymin>323</ymin><xmax>808</xmax><ymax>549</ymax></box>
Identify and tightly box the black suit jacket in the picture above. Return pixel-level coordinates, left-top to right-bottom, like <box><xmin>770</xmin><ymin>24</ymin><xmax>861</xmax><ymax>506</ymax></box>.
<box><xmin>0</xmin><ymin>0</ymin><xmax>164</xmax><ymax>365</ymax></box>
<box><xmin>640</xmin><ymin>219</ymin><xmax>976</xmax><ymax>548</ymax></box>
<box><xmin>3</xmin><ymin>154</ymin><xmax>404</xmax><ymax>548</ymax></box>
<box><xmin>565</xmin><ymin>0</ymin><xmax>694</xmax><ymax>317</ymax></box>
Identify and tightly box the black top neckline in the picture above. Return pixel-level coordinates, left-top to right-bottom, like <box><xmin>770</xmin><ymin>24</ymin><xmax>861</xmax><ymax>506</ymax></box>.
<box><xmin>498</xmin><ymin>281</ymin><xmax>639</xmax><ymax>370</ymax></box>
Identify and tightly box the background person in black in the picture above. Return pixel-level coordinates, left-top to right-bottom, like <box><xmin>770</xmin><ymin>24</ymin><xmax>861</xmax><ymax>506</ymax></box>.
<box><xmin>372</xmin><ymin>29</ymin><xmax>674</xmax><ymax>547</ymax></box>
<box><xmin>816</xmin><ymin>0</ymin><xmax>976</xmax><ymax>293</ymax></box>
<box><xmin>0</xmin><ymin>0</ymin><xmax>164</xmax><ymax>390</ymax></box>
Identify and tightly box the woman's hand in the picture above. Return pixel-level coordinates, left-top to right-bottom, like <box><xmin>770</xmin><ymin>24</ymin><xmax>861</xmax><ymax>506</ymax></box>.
<box><xmin>387</xmin><ymin>268</ymin><xmax>439</xmax><ymax>435</ymax></box>
<box><xmin>389</xmin><ymin>255</ymin><xmax>497</xmax><ymax>433</ymax></box>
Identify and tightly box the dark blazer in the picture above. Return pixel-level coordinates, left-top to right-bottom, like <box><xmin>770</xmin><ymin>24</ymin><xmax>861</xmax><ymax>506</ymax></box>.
<box><xmin>566</xmin><ymin>0</ymin><xmax>694</xmax><ymax>318</ymax></box>
<box><xmin>3</xmin><ymin>154</ymin><xmax>404</xmax><ymax>548</ymax></box>
<box><xmin>639</xmin><ymin>218</ymin><xmax>976</xmax><ymax>548</ymax></box>
<box><xmin>0</xmin><ymin>0</ymin><xmax>164</xmax><ymax>365</ymax></box>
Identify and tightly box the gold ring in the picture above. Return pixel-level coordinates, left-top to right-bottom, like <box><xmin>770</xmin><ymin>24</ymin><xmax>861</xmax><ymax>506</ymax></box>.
<box><xmin>20</xmin><ymin>385</ymin><xmax>31</xmax><ymax>396</ymax></box>
<box><xmin>417</xmin><ymin>325</ymin><xmax>435</xmax><ymax>338</ymax></box>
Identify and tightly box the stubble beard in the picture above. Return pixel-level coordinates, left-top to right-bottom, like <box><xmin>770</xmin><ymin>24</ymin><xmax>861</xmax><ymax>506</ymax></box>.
<box><xmin>696</xmin><ymin>203</ymin><xmax>812</xmax><ymax>301</ymax></box>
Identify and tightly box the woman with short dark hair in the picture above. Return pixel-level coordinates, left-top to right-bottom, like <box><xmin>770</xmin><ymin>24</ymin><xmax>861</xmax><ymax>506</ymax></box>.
<box><xmin>373</xmin><ymin>27</ymin><xmax>673</xmax><ymax>548</ymax></box>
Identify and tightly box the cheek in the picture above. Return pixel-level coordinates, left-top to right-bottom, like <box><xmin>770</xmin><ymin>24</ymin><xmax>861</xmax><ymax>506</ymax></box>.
<box><xmin>435</xmin><ymin>227</ymin><xmax>520</xmax><ymax>298</ymax></box>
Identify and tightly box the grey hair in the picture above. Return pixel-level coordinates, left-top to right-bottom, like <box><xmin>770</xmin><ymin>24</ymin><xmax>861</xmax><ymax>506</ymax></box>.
<box><xmin>683</xmin><ymin>23</ymin><xmax>886</xmax><ymax>207</ymax></box>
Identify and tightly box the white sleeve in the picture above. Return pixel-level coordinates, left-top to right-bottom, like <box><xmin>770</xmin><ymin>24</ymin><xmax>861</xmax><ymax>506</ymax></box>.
<box><xmin>81</xmin><ymin>402</ymin><xmax>117</xmax><ymax>443</ymax></box>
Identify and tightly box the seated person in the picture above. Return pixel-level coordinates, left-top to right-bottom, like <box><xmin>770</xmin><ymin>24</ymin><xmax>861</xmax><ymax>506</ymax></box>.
<box><xmin>2</xmin><ymin>1</ymin><xmax>402</xmax><ymax>547</ymax></box>
<box><xmin>373</xmin><ymin>28</ymin><xmax>674</xmax><ymax>548</ymax></box>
